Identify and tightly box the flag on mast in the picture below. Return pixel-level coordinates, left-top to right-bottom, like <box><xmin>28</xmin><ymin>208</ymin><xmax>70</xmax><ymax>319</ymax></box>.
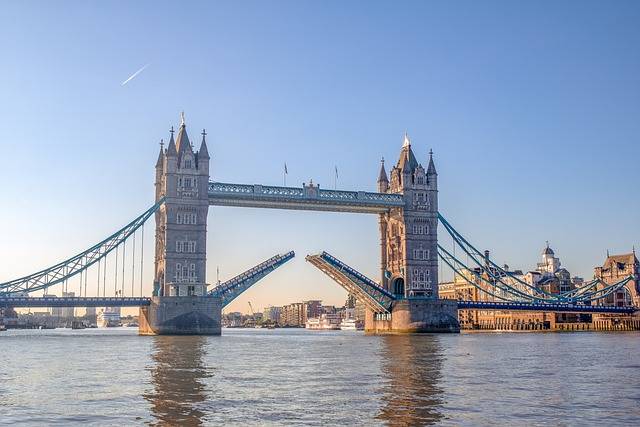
<box><xmin>334</xmin><ymin>165</ymin><xmax>338</xmax><ymax>189</ymax></box>
<box><xmin>283</xmin><ymin>162</ymin><xmax>288</xmax><ymax>186</ymax></box>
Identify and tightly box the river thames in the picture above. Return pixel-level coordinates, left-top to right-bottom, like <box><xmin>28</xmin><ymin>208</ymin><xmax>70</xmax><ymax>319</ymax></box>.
<box><xmin>1</xmin><ymin>328</ymin><xmax>638</xmax><ymax>426</ymax></box>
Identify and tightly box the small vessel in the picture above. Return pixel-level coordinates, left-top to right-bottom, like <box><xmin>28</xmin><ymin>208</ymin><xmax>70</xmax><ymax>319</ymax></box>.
<box><xmin>339</xmin><ymin>318</ymin><xmax>364</xmax><ymax>331</ymax></box>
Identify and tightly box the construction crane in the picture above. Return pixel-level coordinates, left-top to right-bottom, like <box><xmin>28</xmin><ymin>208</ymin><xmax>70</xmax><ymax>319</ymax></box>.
<box><xmin>246</xmin><ymin>301</ymin><xmax>257</xmax><ymax>328</ymax></box>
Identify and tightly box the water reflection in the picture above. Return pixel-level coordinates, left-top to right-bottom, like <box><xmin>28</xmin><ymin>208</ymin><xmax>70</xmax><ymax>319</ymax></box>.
<box><xmin>144</xmin><ymin>336</ymin><xmax>212</xmax><ymax>426</ymax></box>
<box><xmin>377</xmin><ymin>335</ymin><xmax>445</xmax><ymax>426</ymax></box>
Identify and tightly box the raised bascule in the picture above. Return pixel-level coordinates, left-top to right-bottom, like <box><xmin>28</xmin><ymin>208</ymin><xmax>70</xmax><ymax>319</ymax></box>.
<box><xmin>1</xmin><ymin>114</ymin><xmax>638</xmax><ymax>334</ymax></box>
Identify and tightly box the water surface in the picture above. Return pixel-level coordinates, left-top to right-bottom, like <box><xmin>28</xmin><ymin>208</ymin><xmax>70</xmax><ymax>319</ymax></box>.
<box><xmin>1</xmin><ymin>328</ymin><xmax>638</xmax><ymax>426</ymax></box>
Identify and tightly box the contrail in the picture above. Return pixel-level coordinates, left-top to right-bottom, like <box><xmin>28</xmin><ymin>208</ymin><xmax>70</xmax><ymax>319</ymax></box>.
<box><xmin>121</xmin><ymin>63</ymin><xmax>149</xmax><ymax>86</ymax></box>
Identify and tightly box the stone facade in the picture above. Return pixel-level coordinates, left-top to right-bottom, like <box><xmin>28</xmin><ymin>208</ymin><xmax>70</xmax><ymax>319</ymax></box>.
<box><xmin>377</xmin><ymin>134</ymin><xmax>438</xmax><ymax>298</ymax></box>
<box><xmin>365</xmin><ymin>299</ymin><xmax>459</xmax><ymax>333</ymax></box>
<box><xmin>154</xmin><ymin>114</ymin><xmax>210</xmax><ymax>297</ymax></box>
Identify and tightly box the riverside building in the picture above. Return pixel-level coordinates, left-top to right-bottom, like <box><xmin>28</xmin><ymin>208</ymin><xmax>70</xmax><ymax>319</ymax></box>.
<box><xmin>439</xmin><ymin>245</ymin><xmax>597</xmax><ymax>330</ymax></box>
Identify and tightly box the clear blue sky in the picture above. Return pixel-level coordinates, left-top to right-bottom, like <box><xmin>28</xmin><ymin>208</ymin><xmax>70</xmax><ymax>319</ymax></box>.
<box><xmin>1</xmin><ymin>1</ymin><xmax>638</xmax><ymax>313</ymax></box>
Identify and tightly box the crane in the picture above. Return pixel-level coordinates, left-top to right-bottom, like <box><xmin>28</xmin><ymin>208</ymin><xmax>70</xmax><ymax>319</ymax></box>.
<box><xmin>246</xmin><ymin>301</ymin><xmax>258</xmax><ymax>328</ymax></box>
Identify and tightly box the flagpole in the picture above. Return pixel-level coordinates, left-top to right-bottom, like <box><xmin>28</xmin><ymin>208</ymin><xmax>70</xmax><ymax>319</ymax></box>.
<box><xmin>284</xmin><ymin>162</ymin><xmax>288</xmax><ymax>186</ymax></box>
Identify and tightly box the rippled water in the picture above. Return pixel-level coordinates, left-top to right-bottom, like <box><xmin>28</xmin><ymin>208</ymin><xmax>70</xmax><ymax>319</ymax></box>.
<box><xmin>1</xmin><ymin>328</ymin><xmax>639</xmax><ymax>426</ymax></box>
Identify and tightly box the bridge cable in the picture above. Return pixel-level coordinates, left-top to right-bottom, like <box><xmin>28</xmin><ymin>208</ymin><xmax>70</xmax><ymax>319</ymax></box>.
<box><xmin>121</xmin><ymin>239</ymin><xmax>126</xmax><ymax>296</ymax></box>
<box><xmin>103</xmin><ymin>254</ymin><xmax>107</xmax><ymax>298</ymax></box>
<box><xmin>84</xmin><ymin>258</ymin><xmax>88</xmax><ymax>297</ymax></box>
<box><xmin>140</xmin><ymin>224</ymin><xmax>144</xmax><ymax>297</ymax></box>
<box><xmin>439</xmin><ymin>213</ymin><xmax>634</xmax><ymax>304</ymax></box>
<box><xmin>97</xmin><ymin>256</ymin><xmax>101</xmax><ymax>297</ymax></box>
<box><xmin>114</xmin><ymin>245</ymin><xmax>119</xmax><ymax>296</ymax></box>
<box><xmin>131</xmin><ymin>231</ymin><xmax>136</xmax><ymax>297</ymax></box>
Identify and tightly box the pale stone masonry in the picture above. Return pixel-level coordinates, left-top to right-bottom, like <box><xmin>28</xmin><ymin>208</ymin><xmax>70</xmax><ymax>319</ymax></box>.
<box><xmin>154</xmin><ymin>114</ymin><xmax>210</xmax><ymax>297</ymax></box>
<box><xmin>377</xmin><ymin>133</ymin><xmax>438</xmax><ymax>298</ymax></box>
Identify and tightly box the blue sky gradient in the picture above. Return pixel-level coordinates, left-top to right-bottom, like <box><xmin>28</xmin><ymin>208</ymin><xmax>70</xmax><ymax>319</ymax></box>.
<box><xmin>1</xmin><ymin>1</ymin><xmax>638</xmax><ymax>313</ymax></box>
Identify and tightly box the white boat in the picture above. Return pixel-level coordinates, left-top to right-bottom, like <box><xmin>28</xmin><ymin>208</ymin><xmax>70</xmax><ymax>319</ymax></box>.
<box><xmin>339</xmin><ymin>318</ymin><xmax>364</xmax><ymax>331</ymax></box>
<box><xmin>97</xmin><ymin>307</ymin><xmax>121</xmax><ymax>328</ymax></box>
<box><xmin>306</xmin><ymin>313</ymin><xmax>341</xmax><ymax>330</ymax></box>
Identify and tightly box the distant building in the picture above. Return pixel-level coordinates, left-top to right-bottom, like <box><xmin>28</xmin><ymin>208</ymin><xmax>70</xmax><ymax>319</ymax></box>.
<box><xmin>594</xmin><ymin>251</ymin><xmax>639</xmax><ymax>308</ymax></box>
<box><xmin>281</xmin><ymin>303</ymin><xmax>305</xmax><ymax>327</ymax></box>
<box><xmin>62</xmin><ymin>292</ymin><xmax>76</xmax><ymax>319</ymax></box>
<box><xmin>303</xmin><ymin>300</ymin><xmax>323</xmax><ymax>320</ymax></box>
<box><xmin>440</xmin><ymin>245</ymin><xmax>585</xmax><ymax>329</ymax></box>
<box><xmin>263</xmin><ymin>306</ymin><xmax>281</xmax><ymax>323</ymax></box>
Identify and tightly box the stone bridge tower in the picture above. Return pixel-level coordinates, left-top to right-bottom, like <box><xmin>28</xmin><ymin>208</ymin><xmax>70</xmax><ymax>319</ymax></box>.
<box><xmin>154</xmin><ymin>114</ymin><xmax>210</xmax><ymax>297</ymax></box>
<box><xmin>377</xmin><ymin>133</ymin><xmax>438</xmax><ymax>298</ymax></box>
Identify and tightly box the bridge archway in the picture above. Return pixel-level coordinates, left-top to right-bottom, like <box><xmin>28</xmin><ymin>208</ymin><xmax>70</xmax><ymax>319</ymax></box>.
<box><xmin>392</xmin><ymin>278</ymin><xmax>405</xmax><ymax>297</ymax></box>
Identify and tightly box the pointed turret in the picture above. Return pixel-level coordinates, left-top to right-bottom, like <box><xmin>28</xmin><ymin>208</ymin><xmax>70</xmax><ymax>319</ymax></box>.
<box><xmin>198</xmin><ymin>128</ymin><xmax>210</xmax><ymax>160</ymax></box>
<box><xmin>377</xmin><ymin>157</ymin><xmax>388</xmax><ymax>183</ymax></box>
<box><xmin>377</xmin><ymin>157</ymin><xmax>388</xmax><ymax>192</ymax></box>
<box><xmin>166</xmin><ymin>127</ymin><xmax>177</xmax><ymax>157</ymax></box>
<box><xmin>156</xmin><ymin>140</ymin><xmax>165</xmax><ymax>169</ymax></box>
<box><xmin>175</xmin><ymin>112</ymin><xmax>192</xmax><ymax>156</ymax></box>
<box><xmin>427</xmin><ymin>149</ymin><xmax>437</xmax><ymax>175</ymax></box>
<box><xmin>396</xmin><ymin>132</ymin><xmax>419</xmax><ymax>174</ymax></box>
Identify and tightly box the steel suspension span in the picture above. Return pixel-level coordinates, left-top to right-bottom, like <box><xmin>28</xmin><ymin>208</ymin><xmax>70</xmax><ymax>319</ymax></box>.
<box><xmin>0</xmin><ymin>297</ymin><xmax>151</xmax><ymax>308</ymax></box>
<box><xmin>437</xmin><ymin>212</ymin><xmax>636</xmax><ymax>305</ymax></box>
<box><xmin>0</xmin><ymin>198</ymin><xmax>164</xmax><ymax>296</ymax></box>
<box><xmin>210</xmin><ymin>251</ymin><xmax>295</xmax><ymax>308</ymax></box>
<box><xmin>208</xmin><ymin>181</ymin><xmax>404</xmax><ymax>213</ymax></box>
<box><xmin>306</xmin><ymin>251</ymin><xmax>395</xmax><ymax>313</ymax></box>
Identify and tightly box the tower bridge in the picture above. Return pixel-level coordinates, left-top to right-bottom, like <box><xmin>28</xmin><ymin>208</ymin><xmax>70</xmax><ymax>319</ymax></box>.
<box><xmin>1</xmin><ymin>114</ymin><xmax>638</xmax><ymax>334</ymax></box>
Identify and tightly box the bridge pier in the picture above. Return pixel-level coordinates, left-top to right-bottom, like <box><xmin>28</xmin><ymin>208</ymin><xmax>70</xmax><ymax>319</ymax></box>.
<box><xmin>139</xmin><ymin>296</ymin><xmax>222</xmax><ymax>335</ymax></box>
<box><xmin>365</xmin><ymin>299</ymin><xmax>460</xmax><ymax>334</ymax></box>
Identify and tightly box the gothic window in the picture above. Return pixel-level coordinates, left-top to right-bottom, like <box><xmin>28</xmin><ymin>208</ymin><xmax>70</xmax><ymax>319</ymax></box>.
<box><xmin>177</xmin><ymin>213</ymin><xmax>183</xmax><ymax>224</ymax></box>
<box><xmin>184</xmin><ymin>159</ymin><xmax>192</xmax><ymax>169</ymax></box>
<box><xmin>412</xmin><ymin>248</ymin><xmax>429</xmax><ymax>260</ymax></box>
<box><xmin>176</xmin><ymin>241</ymin><xmax>182</xmax><ymax>252</ymax></box>
<box><xmin>176</xmin><ymin>263</ymin><xmax>182</xmax><ymax>281</ymax></box>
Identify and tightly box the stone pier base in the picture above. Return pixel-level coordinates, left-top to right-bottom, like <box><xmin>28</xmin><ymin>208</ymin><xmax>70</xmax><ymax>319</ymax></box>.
<box><xmin>365</xmin><ymin>298</ymin><xmax>460</xmax><ymax>334</ymax></box>
<box><xmin>139</xmin><ymin>296</ymin><xmax>222</xmax><ymax>335</ymax></box>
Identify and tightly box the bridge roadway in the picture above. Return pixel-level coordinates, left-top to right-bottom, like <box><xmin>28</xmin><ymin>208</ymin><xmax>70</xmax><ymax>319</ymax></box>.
<box><xmin>208</xmin><ymin>181</ymin><xmax>405</xmax><ymax>213</ymax></box>
<box><xmin>0</xmin><ymin>297</ymin><xmax>151</xmax><ymax>308</ymax></box>
<box><xmin>1</xmin><ymin>296</ymin><xmax>637</xmax><ymax>314</ymax></box>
